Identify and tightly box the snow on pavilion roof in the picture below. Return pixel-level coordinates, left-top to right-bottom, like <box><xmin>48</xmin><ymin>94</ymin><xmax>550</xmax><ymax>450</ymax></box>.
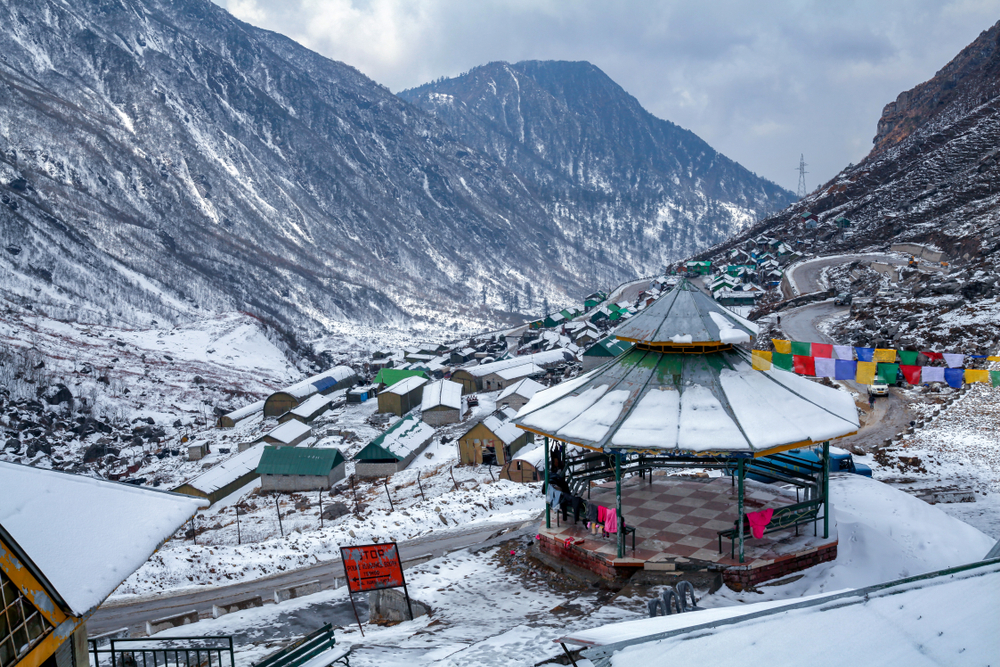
<box><xmin>613</xmin><ymin>279</ymin><xmax>758</xmax><ymax>347</ymax></box>
<box><xmin>514</xmin><ymin>346</ymin><xmax>858</xmax><ymax>457</ymax></box>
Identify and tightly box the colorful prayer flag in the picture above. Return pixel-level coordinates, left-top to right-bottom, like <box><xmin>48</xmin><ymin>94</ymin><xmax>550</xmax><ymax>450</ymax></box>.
<box><xmin>965</xmin><ymin>369</ymin><xmax>990</xmax><ymax>384</ymax></box>
<box><xmin>812</xmin><ymin>343</ymin><xmax>833</xmax><ymax>358</ymax></box>
<box><xmin>772</xmin><ymin>339</ymin><xmax>791</xmax><ymax>355</ymax></box>
<box><xmin>922</xmin><ymin>367</ymin><xmax>945</xmax><ymax>384</ymax></box>
<box><xmin>988</xmin><ymin>356</ymin><xmax>1000</xmax><ymax>363</ymax></box>
<box><xmin>991</xmin><ymin>371</ymin><xmax>1000</xmax><ymax>388</ymax></box>
<box><xmin>790</xmin><ymin>341</ymin><xmax>812</xmax><ymax>357</ymax></box>
<box><xmin>814</xmin><ymin>357</ymin><xmax>836</xmax><ymax>378</ymax></box>
<box><xmin>923</xmin><ymin>351</ymin><xmax>944</xmax><ymax>362</ymax></box>
<box><xmin>944</xmin><ymin>368</ymin><xmax>964</xmax><ymax>388</ymax></box>
<box><xmin>874</xmin><ymin>349</ymin><xmax>897</xmax><ymax>363</ymax></box>
<box><xmin>833</xmin><ymin>345</ymin><xmax>854</xmax><ymax>360</ymax></box>
<box><xmin>834</xmin><ymin>359</ymin><xmax>856</xmax><ymax>380</ymax></box>
<box><xmin>772</xmin><ymin>352</ymin><xmax>794</xmax><ymax>371</ymax></box>
<box><xmin>856</xmin><ymin>361</ymin><xmax>877</xmax><ymax>384</ymax></box>
<box><xmin>793</xmin><ymin>355</ymin><xmax>815</xmax><ymax>376</ymax></box>
<box><xmin>855</xmin><ymin>347</ymin><xmax>875</xmax><ymax>362</ymax></box>
<box><xmin>900</xmin><ymin>365</ymin><xmax>921</xmax><ymax>385</ymax></box>
<box><xmin>751</xmin><ymin>350</ymin><xmax>772</xmax><ymax>371</ymax></box>
<box><xmin>943</xmin><ymin>353</ymin><xmax>965</xmax><ymax>368</ymax></box>
<box><xmin>877</xmin><ymin>363</ymin><xmax>900</xmax><ymax>385</ymax></box>
<box><xmin>898</xmin><ymin>350</ymin><xmax>919</xmax><ymax>366</ymax></box>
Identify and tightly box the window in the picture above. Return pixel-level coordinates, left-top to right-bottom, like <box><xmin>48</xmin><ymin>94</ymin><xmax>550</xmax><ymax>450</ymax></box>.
<box><xmin>1</xmin><ymin>569</ymin><xmax>52</xmax><ymax>667</ymax></box>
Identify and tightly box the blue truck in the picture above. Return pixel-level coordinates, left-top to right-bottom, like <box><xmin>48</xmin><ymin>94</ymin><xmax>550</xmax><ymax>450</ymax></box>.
<box><xmin>741</xmin><ymin>445</ymin><xmax>872</xmax><ymax>484</ymax></box>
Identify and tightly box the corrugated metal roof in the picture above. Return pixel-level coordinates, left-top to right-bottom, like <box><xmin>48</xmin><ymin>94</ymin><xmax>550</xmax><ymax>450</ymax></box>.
<box><xmin>278</xmin><ymin>366</ymin><xmax>355</xmax><ymax>399</ymax></box>
<box><xmin>256</xmin><ymin>446</ymin><xmax>343</xmax><ymax>476</ymax></box>
<box><xmin>374</xmin><ymin>368</ymin><xmax>429</xmax><ymax>386</ymax></box>
<box><xmin>183</xmin><ymin>444</ymin><xmax>265</xmax><ymax>494</ymax></box>
<box><xmin>356</xmin><ymin>415</ymin><xmax>435</xmax><ymax>461</ymax></box>
<box><xmin>262</xmin><ymin>419</ymin><xmax>311</xmax><ymax>444</ymax></box>
<box><xmin>384</xmin><ymin>375</ymin><xmax>428</xmax><ymax>395</ymax></box>
<box><xmin>421</xmin><ymin>380</ymin><xmax>462</xmax><ymax>411</ymax></box>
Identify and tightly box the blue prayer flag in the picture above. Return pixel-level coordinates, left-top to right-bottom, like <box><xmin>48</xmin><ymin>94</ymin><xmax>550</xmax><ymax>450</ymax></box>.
<box><xmin>944</xmin><ymin>367</ymin><xmax>964</xmax><ymax>388</ymax></box>
<box><xmin>855</xmin><ymin>347</ymin><xmax>875</xmax><ymax>362</ymax></box>
<box><xmin>834</xmin><ymin>359</ymin><xmax>856</xmax><ymax>381</ymax></box>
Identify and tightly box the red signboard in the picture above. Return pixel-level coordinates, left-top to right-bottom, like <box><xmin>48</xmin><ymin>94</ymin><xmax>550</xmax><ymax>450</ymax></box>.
<box><xmin>340</xmin><ymin>542</ymin><xmax>405</xmax><ymax>593</ymax></box>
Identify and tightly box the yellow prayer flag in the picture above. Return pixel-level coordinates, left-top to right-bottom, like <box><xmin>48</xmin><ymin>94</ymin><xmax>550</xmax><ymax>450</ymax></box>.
<box><xmin>752</xmin><ymin>350</ymin><xmax>772</xmax><ymax>371</ymax></box>
<box><xmin>772</xmin><ymin>339</ymin><xmax>791</xmax><ymax>355</ymax></box>
<box><xmin>856</xmin><ymin>361</ymin><xmax>877</xmax><ymax>385</ymax></box>
<box><xmin>988</xmin><ymin>356</ymin><xmax>1000</xmax><ymax>362</ymax></box>
<box><xmin>874</xmin><ymin>348</ymin><xmax>896</xmax><ymax>363</ymax></box>
<box><xmin>965</xmin><ymin>369</ymin><xmax>990</xmax><ymax>384</ymax></box>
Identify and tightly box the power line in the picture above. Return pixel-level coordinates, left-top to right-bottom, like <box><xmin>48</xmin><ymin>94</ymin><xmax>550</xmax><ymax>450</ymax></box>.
<box><xmin>796</xmin><ymin>154</ymin><xmax>809</xmax><ymax>199</ymax></box>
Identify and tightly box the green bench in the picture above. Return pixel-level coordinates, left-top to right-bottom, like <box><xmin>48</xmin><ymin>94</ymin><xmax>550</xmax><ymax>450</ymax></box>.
<box><xmin>718</xmin><ymin>499</ymin><xmax>823</xmax><ymax>560</ymax></box>
<box><xmin>254</xmin><ymin>623</ymin><xmax>350</xmax><ymax>667</ymax></box>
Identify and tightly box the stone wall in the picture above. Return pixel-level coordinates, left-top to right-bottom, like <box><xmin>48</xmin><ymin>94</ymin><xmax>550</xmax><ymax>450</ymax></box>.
<box><xmin>723</xmin><ymin>542</ymin><xmax>838</xmax><ymax>591</ymax></box>
<box><xmin>367</xmin><ymin>588</ymin><xmax>430</xmax><ymax>625</ymax></box>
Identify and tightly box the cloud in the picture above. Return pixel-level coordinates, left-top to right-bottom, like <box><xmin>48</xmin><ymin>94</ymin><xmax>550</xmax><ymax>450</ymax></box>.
<box><xmin>213</xmin><ymin>0</ymin><xmax>1000</xmax><ymax>191</ymax></box>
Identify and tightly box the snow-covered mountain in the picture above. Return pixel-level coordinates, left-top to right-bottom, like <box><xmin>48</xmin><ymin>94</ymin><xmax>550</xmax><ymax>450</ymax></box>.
<box><xmin>399</xmin><ymin>61</ymin><xmax>793</xmax><ymax>269</ymax></box>
<box><xmin>0</xmin><ymin>0</ymin><xmax>792</xmax><ymax>335</ymax></box>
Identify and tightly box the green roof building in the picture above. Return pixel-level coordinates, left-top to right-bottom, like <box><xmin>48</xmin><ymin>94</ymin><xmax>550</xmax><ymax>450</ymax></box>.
<box><xmin>354</xmin><ymin>415</ymin><xmax>436</xmax><ymax>477</ymax></box>
<box><xmin>373</xmin><ymin>368</ymin><xmax>429</xmax><ymax>389</ymax></box>
<box><xmin>582</xmin><ymin>337</ymin><xmax>633</xmax><ymax>371</ymax></box>
<box><xmin>256</xmin><ymin>446</ymin><xmax>345</xmax><ymax>491</ymax></box>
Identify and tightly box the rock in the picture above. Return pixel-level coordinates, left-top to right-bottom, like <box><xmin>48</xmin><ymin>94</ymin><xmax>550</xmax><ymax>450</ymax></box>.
<box><xmin>4</xmin><ymin>438</ymin><xmax>20</xmax><ymax>451</ymax></box>
<box><xmin>42</xmin><ymin>384</ymin><xmax>74</xmax><ymax>406</ymax></box>
<box><xmin>193</xmin><ymin>376</ymin><xmax>205</xmax><ymax>385</ymax></box>
<box><xmin>321</xmin><ymin>501</ymin><xmax>350</xmax><ymax>521</ymax></box>
<box><xmin>173</xmin><ymin>419</ymin><xmax>183</xmax><ymax>428</ymax></box>
<box><xmin>97</xmin><ymin>376</ymin><xmax>110</xmax><ymax>385</ymax></box>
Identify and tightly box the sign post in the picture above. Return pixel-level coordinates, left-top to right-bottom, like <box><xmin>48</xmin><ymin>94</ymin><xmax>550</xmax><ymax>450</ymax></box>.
<box><xmin>339</xmin><ymin>542</ymin><xmax>413</xmax><ymax>635</ymax></box>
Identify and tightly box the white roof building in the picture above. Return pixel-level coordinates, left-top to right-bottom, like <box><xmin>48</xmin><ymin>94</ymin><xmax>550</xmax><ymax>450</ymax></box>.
<box><xmin>421</xmin><ymin>379</ymin><xmax>463</xmax><ymax>411</ymax></box>
<box><xmin>384</xmin><ymin>375</ymin><xmax>429</xmax><ymax>395</ymax></box>
<box><xmin>467</xmin><ymin>350</ymin><xmax>571</xmax><ymax>378</ymax></box>
<box><xmin>259</xmin><ymin>419</ymin><xmax>312</xmax><ymax>445</ymax></box>
<box><xmin>0</xmin><ymin>462</ymin><xmax>205</xmax><ymax>617</ymax></box>
<box><xmin>176</xmin><ymin>444</ymin><xmax>265</xmax><ymax>499</ymax></box>
<box><xmin>498</xmin><ymin>377</ymin><xmax>544</xmax><ymax>403</ymax></box>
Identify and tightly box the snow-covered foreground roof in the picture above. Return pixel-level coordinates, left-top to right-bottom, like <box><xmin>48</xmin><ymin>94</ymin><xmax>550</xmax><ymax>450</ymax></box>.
<box><xmin>615</xmin><ymin>279</ymin><xmax>758</xmax><ymax>345</ymax></box>
<box><xmin>180</xmin><ymin>444</ymin><xmax>265</xmax><ymax>495</ymax></box>
<box><xmin>0</xmin><ymin>462</ymin><xmax>205</xmax><ymax>617</ymax></box>
<box><xmin>516</xmin><ymin>347</ymin><xmax>859</xmax><ymax>455</ymax></box>
<box><xmin>277</xmin><ymin>366</ymin><xmax>355</xmax><ymax>399</ymax></box>
<box><xmin>384</xmin><ymin>375</ymin><xmax>428</xmax><ymax>395</ymax></box>
<box><xmin>261</xmin><ymin>419</ymin><xmax>311</xmax><ymax>444</ymax></box>
<box><xmin>421</xmin><ymin>380</ymin><xmax>462</xmax><ymax>411</ymax></box>
<box><xmin>572</xmin><ymin>560</ymin><xmax>1000</xmax><ymax>667</ymax></box>
<box><xmin>498</xmin><ymin>378</ymin><xmax>544</xmax><ymax>402</ymax></box>
<box><xmin>465</xmin><ymin>350</ymin><xmax>571</xmax><ymax>377</ymax></box>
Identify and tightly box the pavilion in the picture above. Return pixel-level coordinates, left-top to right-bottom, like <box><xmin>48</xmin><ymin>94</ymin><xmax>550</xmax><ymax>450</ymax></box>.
<box><xmin>514</xmin><ymin>280</ymin><xmax>859</xmax><ymax>584</ymax></box>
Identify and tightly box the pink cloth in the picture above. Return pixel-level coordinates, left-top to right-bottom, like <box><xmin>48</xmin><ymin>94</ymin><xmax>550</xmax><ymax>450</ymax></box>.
<box><xmin>604</xmin><ymin>508</ymin><xmax>618</xmax><ymax>534</ymax></box>
<box><xmin>747</xmin><ymin>508</ymin><xmax>774</xmax><ymax>539</ymax></box>
<box><xmin>597</xmin><ymin>506</ymin><xmax>606</xmax><ymax>523</ymax></box>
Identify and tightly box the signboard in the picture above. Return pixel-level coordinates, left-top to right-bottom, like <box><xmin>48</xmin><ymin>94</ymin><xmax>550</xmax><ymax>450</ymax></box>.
<box><xmin>340</xmin><ymin>542</ymin><xmax>405</xmax><ymax>593</ymax></box>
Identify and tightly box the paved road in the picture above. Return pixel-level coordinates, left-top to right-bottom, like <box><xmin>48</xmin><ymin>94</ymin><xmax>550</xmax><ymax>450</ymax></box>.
<box><xmin>784</xmin><ymin>254</ymin><xmax>905</xmax><ymax>297</ymax></box>
<box><xmin>89</xmin><ymin>517</ymin><xmax>535</xmax><ymax>636</ymax></box>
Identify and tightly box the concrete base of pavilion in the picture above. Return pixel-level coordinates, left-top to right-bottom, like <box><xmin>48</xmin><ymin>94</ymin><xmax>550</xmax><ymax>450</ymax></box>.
<box><xmin>537</xmin><ymin>474</ymin><xmax>838</xmax><ymax>590</ymax></box>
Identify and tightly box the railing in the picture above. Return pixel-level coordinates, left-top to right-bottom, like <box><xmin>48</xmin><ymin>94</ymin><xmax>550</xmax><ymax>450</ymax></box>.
<box><xmin>254</xmin><ymin>623</ymin><xmax>342</xmax><ymax>667</ymax></box>
<box><xmin>89</xmin><ymin>637</ymin><xmax>235</xmax><ymax>667</ymax></box>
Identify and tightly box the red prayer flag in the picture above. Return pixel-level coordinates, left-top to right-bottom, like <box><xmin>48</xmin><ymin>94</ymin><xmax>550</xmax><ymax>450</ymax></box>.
<box><xmin>900</xmin><ymin>365</ymin><xmax>921</xmax><ymax>385</ymax></box>
<box><xmin>811</xmin><ymin>343</ymin><xmax>833</xmax><ymax>358</ymax></box>
<box><xmin>793</xmin><ymin>355</ymin><xmax>815</xmax><ymax>376</ymax></box>
<box><xmin>923</xmin><ymin>351</ymin><xmax>944</xmax><ymax>362</ymax></box>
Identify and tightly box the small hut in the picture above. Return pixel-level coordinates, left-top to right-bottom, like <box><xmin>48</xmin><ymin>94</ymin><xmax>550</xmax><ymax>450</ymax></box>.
<box><xmin>457</xmin><ymin>413</ymin><xmax>532</xmax><ymax>465</ymax></box>
<box><xmin>378</xmin><ymin>376</ymin><xmax>428</xmax><ymax>417</ymax></box>
<box><xmin>173</xmin><ymin>444</ymin><xmax>265</xmax><ymax>505</ymax></box>
<box><xmin>500</xmin><ymin>444</ymin><xmax>544</xmax><ymax>483</ymax></box>
<box><xmin>420</xmin><ymin>379</ymin><xmax>463</xmax><ymax>425</ymax></box>
<box><xmin>254</xmin><ymin>420</ymin><xmax>312</xmax><ymax>448</ymax></box>
<box><xmin>264</xmin><ymin>366</ymin><xmax>357</xmax><ymax>417</ymax></box>
<box><xmin>217</xmin><ymin>399</ymin><xmax>265</xmax><ymax>428</ymax></box>
<box><xmin>451</xmin><ymin>350</ymin><xmax>571</xmax><ymax>394</ymax></box>
<box><xmin>481</xmin><ymin>363</ymin><xmax>543</xmax><ymax>392</ymax></box>
<box><xmin>257</xmin><ymin>446</ymin><xmax>345</xmax><ymax>491</ymax></box>
<box><xmin>278</xmin><ymin>393</ymin><xmax>339</xmax><ymax>424</ymax></box>
<box><xmin>497</xmin><ymin>377</ymin><xmax>544</xmax><ymax>411</ymax></box>
<box><xmin>354</xmin><ymin>415</ymin><xmax>435</xmax><ymax>478</ymax></box>
<box><xmin>347</xmin><ymin>384</ymin><xmax>379</xmax><ymax>403</ymax></box>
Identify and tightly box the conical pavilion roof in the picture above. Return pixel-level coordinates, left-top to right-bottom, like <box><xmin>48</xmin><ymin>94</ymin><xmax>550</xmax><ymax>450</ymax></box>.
<box><xmin>515</xmin><ymin>282</ymin><xmax>858</xmax><ymax>457</ymax></box>
<box><xmin>614</xmin><ymin>279</ymin><xmax>757</xmax><ymax>349</ymax></box>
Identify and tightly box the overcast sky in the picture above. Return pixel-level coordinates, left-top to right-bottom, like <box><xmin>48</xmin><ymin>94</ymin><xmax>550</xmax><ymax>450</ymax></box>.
<box><xmin>214</xmin><ymin>0</ymin><xmax>999</xmax><ymax>193</ymax></box>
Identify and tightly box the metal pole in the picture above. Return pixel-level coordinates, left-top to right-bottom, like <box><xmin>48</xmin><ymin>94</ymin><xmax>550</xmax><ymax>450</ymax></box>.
<box><xmin>822</xmin><ymin>441</ymin><xmax>830</xmax><ymax>539</ymax></box>
<box><xmin>615</xmin><ymin>451</ymin><xmax>624</xmax><ymax>559</ymax></box>
<box><xmin>737</xmin><ymin>458</ymin><xmax>746</xmax><ymax>563</ymax></box>
<box><xmin>544</xmin><ymin>436</ymin><xmax>551</xmax><ymax>529</ymax></box>
<box><xmin>275</xmin><ymin>496</ymin><xmax>284</xmax><ymax>537</ymax></box>
<box><xmin>347</xmin><ymin>591</ymin><xmax>365</xmax><ymax>637</ymax></box>
<box><xmin>383</xmin><ymin>480</ymin><xmax>394</xmax><ymax>512</ymax></box>
<box><xmin>192</xmin><ymin>515</ymin><xmax>197</xmax><ymax>545</ymax></box>
<box><xmin>319</xmin><ymin>490</ymin><xmax>323</xmax><ymax>530</ymax></box>
<box><xmin>236</xmin><ymin>504</ymin><xmax>241</xmax><ymax>545</ymax></box>
<box><xmin>450</xmin><ymin>465</ymin><xmax>458</xmax><ymax>491</ymax></box>
<box><xmin>417</xmin><ymin>473</ymin><xmax>426</xmax><ymax>501</ymax></box>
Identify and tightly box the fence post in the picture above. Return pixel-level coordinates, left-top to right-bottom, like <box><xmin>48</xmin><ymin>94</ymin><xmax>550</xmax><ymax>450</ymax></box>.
<box><xmin>236</xmin><ymin>504</ymin><xmax>241</xmax><ymax>545</ymax></box>
<box><xmin>450</xmin><ymin>465</ymin><xmax>458</xmax><ymax>491</ymax></box>
<box><xmin>275</xmin><ymin>496</ymin><xmax>284</xmax><ymax>537</ymax></box>
<box><xmin>319</xmin><ymin>490</ymin><xmax>323</xmax><ymax>530</ymax></box>
<box><xmin>416</xmin><ymin>473</ymin><xmax>426</xmax><ymax>501</ymax></box>
<box><xmin>383</xmin><ymin>480</ymin><xmax>394</xmax><ymax>512</ymax></box>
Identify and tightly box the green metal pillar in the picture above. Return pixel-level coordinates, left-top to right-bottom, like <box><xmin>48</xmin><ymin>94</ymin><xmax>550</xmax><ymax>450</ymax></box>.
<box><xmin>737</xmin><ymin>458</ymin><xmax>746</xmax><ymax>563</ymax></box>
<box><xmin>544</xmin><ymin>436</ymin><xmax>551</xmax><ymax>529</ymax></box>
<box><xmin>822</xmin><ymin>441</ymin><xmax>830</xmax><ymax>539</ymax></box>
<box><xmin>615</xmin><ymin>451</ymin><xmax>624</xmax><ymax>559</ymax></box>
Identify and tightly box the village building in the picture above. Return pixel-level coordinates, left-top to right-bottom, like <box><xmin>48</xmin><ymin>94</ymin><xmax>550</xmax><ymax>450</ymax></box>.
<box><xmin>278</xmin><ymin>392</ymin><xmax>340</xmax><ymax>424</ymax></box>
<box><xmin>256</xmin><ymin>446</ymin><xmax>346</xmax><ymax>492</ymax></box>
<box><xmin>217</xmin><ymin>398</ymin><xmax>265</xmax><ymax>428</ymax></box>
<box><xmin>497</xmin><ymin>377</ymin><xmax>544</xmax><ymax>411</ymax></box>
<box><xmin>581</xmin><ymin>337</ymin><xmax>633</xmax><ymax>371</ymax></box>
<box><xmin>419</xmin><ymin>379</ymin><xmax>463</xmax><ymax>425</ymax></box>
<box><xmin>254</xmin><ymin>419</ymin><xmax>312</xmax><ymax>447</ymax></box>
<box><xmin>457</xmin><ymin>412</ymin><xmax>532</xmax><ymax>465</ymax></box>
<box><xmin>450</xmin><ymin>349</ymin><xmax>572</xmax><ymax>394</ymax></box>
<box><xmin>174</xmin><ymin>443</ymin><xmax>265</xmax><ymax>505</ymax></box>
<box><xmin>377</xmin><ymin>375</ymin><xmax>428</xmax><ymax>417</ymax></box>
<box><xmin>263</xmin><ymin>366</ymin><xmax>357</xmax><ymax>417</ymax></box>
<box><xmin>0</xmin><ymin>461</ymin><xmax>203</xmax><ymax>667</ymax></box>
<box><xmin>449</xmin><ymin>347</ymin><xmax>477</xmax><ymax>364</ymax></box>
<box><xmin>481</xmin><ymin>363</ymin><xmax>543</xmax><ymax>392</ymax></box>
<box><xmin>717</xmin><ymin>284</ymin><xmax>764</xmax><ymax>306</ymax></box>
<box><xmin>373</xmin><ymin>368</ymin><xmax>428</xmax><ymax>390</ymax></box>
<box><xmin>353</xmin><ymin>415</ymin><xmax>435</xmax><ymax>477</ymax></box>
<box><xmin>499</xmin><ymin>444</ymin><xmax>544</xmax><ymax>483</ymax></box>
<box><xmin>347</xmin><ymin>384</ymin><xmax>379</xmax><ymax>403</ymax></box>
<box><xmin>573</xmin><ymin>324</ymin><xmax>600</xmax><ymax>346</ymax></box>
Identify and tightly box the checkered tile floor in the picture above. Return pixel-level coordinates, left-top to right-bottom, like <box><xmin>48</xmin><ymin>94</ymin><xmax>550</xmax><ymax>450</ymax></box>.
<box><xmin>543</xmin><ymin>474</ymin><xmax>836</xmax><ymax>567</ymax></box>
